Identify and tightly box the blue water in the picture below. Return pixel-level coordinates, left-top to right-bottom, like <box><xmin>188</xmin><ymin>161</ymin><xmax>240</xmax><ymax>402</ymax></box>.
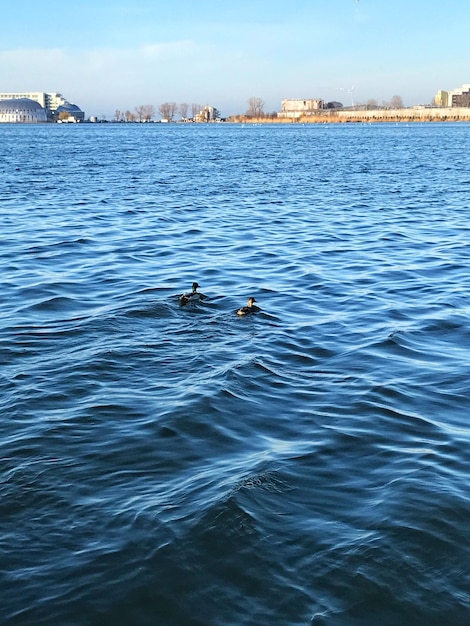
<box><xmin>1</xmin><ymin>122</ymin><xmax>469</xmax><ymax>625</ymax></box>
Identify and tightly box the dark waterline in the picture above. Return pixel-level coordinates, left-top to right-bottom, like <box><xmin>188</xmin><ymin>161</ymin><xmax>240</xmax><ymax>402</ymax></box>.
<box><xmin>1</xmin><ymin>122</ymin><xmax>469</xmax><ymax>625</ymax></box>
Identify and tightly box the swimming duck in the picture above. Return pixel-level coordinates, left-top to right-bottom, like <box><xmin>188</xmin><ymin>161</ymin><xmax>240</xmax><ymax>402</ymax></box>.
<box><xmin>237</xmin><ymin>297</ymin><xmax>260</xmax><ymax>316</ymax></box>
<box><xmin>179</xmin><ymin>282</ymin><xmax>205</xmax><ymax>306</ymax></box>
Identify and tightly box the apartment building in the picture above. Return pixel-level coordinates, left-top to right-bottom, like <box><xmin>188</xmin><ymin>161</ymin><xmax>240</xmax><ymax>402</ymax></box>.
<box><xmin>0</xmin><ymin>92</ymin><xmax>68</xmax><ymax>115</ymax></box>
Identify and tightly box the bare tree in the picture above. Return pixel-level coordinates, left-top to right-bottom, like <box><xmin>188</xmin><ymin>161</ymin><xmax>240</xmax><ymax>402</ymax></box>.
<box><xmin>125</xmin><ymin>110</ymin><xmax>136</xmax><ymax>122</ymax></box>
<box><xmin>143</xmin><ymin>104</ymin><xmax>155</xmax><ymax>121</ymax></box>
<box><xmin>135</xmin><ymin>104</ymin><xmax>155</xmax><ymax>122</ymax></box>
<box><xmin>179</xmin><ymin>103</ymin><xmax>189</xmax><ymax>120</ymax></box>
<box><xmin>191</xmin><ymin>103</ymin><xmax>202</xmax><ymax>119</ymax></box>
<box><xmin>159</xmin><ymin>102</ymin><xmax>178</xmax><ymax>122</ymax></box>
<box><xmin>135</xmin><ymin>105</ymin><xmax>145</xmax><ymax>122</ymax></box>
<box><xmin>390</xmin><ymin>95</ymin><xmax>404</xmax><ymax>109</ymax></box>
<box><xmin>114</xmin><ymin>109</ymin><xmax>122</xmax><ymax>122</ymax></box>
<box><xmin>246</xmin><ymin>97</ymin><xmax>265</xmax><ymax>117</ymax></box>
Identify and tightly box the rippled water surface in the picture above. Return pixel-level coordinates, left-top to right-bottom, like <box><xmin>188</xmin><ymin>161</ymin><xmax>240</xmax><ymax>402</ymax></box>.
<box><xmin>1</xmin><ymin>122</ymin><xmax>469</xmax><ymax>625</ymax></box>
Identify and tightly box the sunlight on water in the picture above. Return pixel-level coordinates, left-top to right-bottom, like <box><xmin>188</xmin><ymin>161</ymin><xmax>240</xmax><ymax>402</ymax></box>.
<box><xmin>1</xmin><ymin>122</ymin><xmax>469</xmax><ymax>625</ymax></box>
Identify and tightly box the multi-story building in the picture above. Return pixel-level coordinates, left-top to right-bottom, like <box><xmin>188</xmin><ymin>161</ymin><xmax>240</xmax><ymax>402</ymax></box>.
<box><xmin>450</xmin><ymin>84</ymin><xmax>470</xmax><ymax>107</ymax></box>
<box><xmin>434</xmin><ymin>90</ymin><xmax>450</xmax><ymax>107</ymax></box>
<box><xmin>0</xmin><ymin>98</ymin><xmax>48</xmax><ymax>123</ymax></box>
<box><xmin>194</xmin><ymin>105</ymin><xmax>220</xmax><ymax>122</ymax></box>
<box><xmin>278</xmin><ymin>99</ymin><xmax>324</xmax><ymax>119</ymax></box>
<box><xmin>0</xmin><ymin>92</ymin><xmax>71</xmax><ymax>117</ymax></box>
<box><xmin>434</xmin><ymin>84</ymin><xmax>470</xmax><ymax>108</ymax></box>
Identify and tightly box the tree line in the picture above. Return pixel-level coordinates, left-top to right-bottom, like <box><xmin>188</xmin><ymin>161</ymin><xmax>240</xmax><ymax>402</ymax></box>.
<box><xmin>112</xmin><ymin>95</ymin><xmax>406</xmax><ymax>123</ymax></box>
<box><xmin>113</xmin><ymin>103</ymin><xmax>206</xmax><ymax>122</ymax></box>
<box><xmin>364</xmin><ymin>95</ymin><xmax>404</xmax><ymax>109</ymax></box>
<box><xmin>112</xmin><ymin>99</ymin><xmax>267</xmax><ymax>123</ymax></box>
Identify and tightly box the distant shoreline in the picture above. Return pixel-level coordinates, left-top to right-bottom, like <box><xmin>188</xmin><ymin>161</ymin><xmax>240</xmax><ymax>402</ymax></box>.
<box><xmin>229</xmin><ymin>106</ymin><xmax>470</xmax><ymax>124</ymax></box>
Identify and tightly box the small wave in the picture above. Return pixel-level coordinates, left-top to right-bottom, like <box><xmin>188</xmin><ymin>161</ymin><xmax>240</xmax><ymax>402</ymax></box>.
<box><xmin>2</xmin><ymin>122</ymin><xmax>470</xmax><ymax>626</ymax></box>
<box><xmin>24</xmin><ymin>295</ymin><xmax>83</xmax><ymax>313</ymax></box>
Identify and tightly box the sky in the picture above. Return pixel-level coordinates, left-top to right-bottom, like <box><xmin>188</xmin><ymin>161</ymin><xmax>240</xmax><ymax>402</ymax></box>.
<box><xmin>1</xmin><ymin>0</ymin><xmax>469</xmax><ymax>118</ymax></box>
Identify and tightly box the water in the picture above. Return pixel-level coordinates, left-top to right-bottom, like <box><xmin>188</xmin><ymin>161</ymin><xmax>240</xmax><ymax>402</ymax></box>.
<box><xmin>1</xmin><ymin>122</ymin><xmax>469</xmax><ymax>625</ymax></box>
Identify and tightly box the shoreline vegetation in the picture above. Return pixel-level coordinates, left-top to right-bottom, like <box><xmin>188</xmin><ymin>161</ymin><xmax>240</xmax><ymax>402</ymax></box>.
<box><xmin>228</xmin><ymin>106</ymin><xmax>470</xmax><ymax>124</ymax></box>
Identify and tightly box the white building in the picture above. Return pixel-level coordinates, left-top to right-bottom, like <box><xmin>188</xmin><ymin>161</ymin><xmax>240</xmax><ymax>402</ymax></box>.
<box><xmin>278</xmin><ymin>98</ymin><xmax>324</xmax><ymax>119</ymax></box>
<box><xmin>0</xmin><ymin>92</ymin><xmax>69</xmax><ymax>115</ymax></box>
<box><xmin>435</xmin><ymin>84</ymin><xmax>470</xmax><ymax>108</ymax></box>
<box><xmin>448</xmin><ymin>83</ymin><xmax>470</xmax><ymax>107</ymax></box>
<box><xmin>194</xmin><ymin>105</ymin><xmax>220</xmax><ymax>122</ymax></box>
<box><xmin>0</xmin><ymin>98</ymin><xmax>47</xmax><ymax>123</ymax></box>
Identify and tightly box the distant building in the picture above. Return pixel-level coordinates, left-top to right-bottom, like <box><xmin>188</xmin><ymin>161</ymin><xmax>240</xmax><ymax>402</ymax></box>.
<box><xmin>0</xmin><ymin>98</ymin><xmax>47</xmax><ymax>123</ymax></box>
<box><xmin>0</xmin><ymin>92</ymin><xmax>84</xmax><ymax>121</ymax></box>
<box><xmin>434</xmin><ymin>84</ymin><xmax>470</xmax><ymax>108</ymax></box>
<box><xmin>450</xmin><ymin>84</ymin><xmax>470</xmax><ymax>107</ymax></box>
<box><xmin>194</xmin><ymin>105</ymin><xmax>220</xmax><ymax>122</ymax></box>
<box><xmin>434</xmin><ymin>90</ymin><xmax>450</xmax><ymax>107</ymax></box>
<box><xmin>55</xmin><ymin>102</ymin><xmax>85</xmax><ymax>122</ymax></box>
<box><xmin>278</xmin><ymin>98</ymin><xmax>324</xmax><ymax>119</ymax></box>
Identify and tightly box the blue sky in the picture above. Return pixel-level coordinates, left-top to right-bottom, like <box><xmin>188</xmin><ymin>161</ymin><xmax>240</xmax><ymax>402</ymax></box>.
<box><xmin>1</xmin><ymin>0</ymin><xmax>468</xmax><ymax>118</ymax></box>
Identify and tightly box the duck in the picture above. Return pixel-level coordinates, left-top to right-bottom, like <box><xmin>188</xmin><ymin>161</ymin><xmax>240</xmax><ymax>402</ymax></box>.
<box><xmin>179</xmin><ymin>282</ymin><xmax>205</xmax><ymax>306</ymax></box>
<box><xmin>237</xmin><ymin>297</ymin><xmax>260</xmax><ymax>316</ymax></box>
